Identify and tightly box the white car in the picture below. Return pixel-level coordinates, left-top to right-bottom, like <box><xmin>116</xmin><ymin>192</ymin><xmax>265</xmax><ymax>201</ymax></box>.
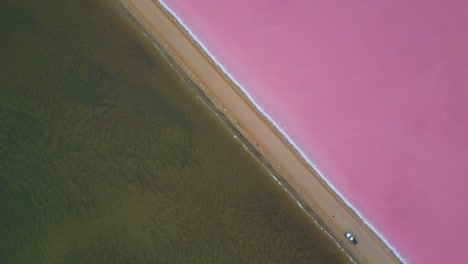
<box><xmin>345</xmin><ymin>232</ymin><xmax>358</xmax><ymax>245</ymax></box>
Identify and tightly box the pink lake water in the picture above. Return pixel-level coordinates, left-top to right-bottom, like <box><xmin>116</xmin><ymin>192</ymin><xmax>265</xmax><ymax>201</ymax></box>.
<box><xmin>160</xmin><ymin>1</ymin><xmax>468</xmax><ymax>263</ymax></box>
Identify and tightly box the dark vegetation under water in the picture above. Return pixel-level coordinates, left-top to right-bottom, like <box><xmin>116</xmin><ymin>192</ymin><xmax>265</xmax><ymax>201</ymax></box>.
<box><xmin>0</xmin><ymin>0</ymin><xmax>349</xmax><ymax>263</ymax></box>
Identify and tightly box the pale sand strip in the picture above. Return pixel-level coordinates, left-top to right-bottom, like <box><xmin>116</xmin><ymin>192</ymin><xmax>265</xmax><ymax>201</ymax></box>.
<box><xmin>116</xmin><ymin>0</ymin><xmax>402</xmax><ymax>263</ymax></box>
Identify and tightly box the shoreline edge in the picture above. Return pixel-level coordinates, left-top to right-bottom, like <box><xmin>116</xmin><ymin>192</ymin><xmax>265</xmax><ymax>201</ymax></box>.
<box><xmin>114</xmin><ymin>0</ymin><xmax>403</xmax><ymax>263</ymax></box>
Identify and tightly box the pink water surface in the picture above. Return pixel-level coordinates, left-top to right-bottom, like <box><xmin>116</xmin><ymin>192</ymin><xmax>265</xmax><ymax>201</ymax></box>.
<box><xmin>161</xmin><ymin>1</ymin><xmax>468</xmax><ymax>263</ymax></box>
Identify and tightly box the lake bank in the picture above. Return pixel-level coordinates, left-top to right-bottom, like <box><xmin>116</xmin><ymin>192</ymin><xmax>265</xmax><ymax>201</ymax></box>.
<box><xmin>115</xmin><ymin>0</ymin><xmax>401</xmax><ymax>263</ymax></box>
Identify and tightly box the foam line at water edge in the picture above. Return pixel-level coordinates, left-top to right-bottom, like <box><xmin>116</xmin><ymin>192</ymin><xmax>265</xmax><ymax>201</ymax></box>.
<box><xmin>159</xmin><ymin>1</ymin><xmax>405</xmax><ymax>262</ymax></box>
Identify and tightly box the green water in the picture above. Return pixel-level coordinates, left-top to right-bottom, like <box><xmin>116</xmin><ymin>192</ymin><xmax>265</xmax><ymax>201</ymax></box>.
<box><xmin>0</xmin><ymin>0</ymin><xmax>350</xmax><ymax>263</ymax></box>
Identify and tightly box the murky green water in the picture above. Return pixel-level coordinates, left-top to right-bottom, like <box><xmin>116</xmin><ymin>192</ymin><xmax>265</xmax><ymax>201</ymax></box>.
<box><xmin>0</xmin><ymin>0</ymin><xmax>349</xmax><ymax>263</ymax></box>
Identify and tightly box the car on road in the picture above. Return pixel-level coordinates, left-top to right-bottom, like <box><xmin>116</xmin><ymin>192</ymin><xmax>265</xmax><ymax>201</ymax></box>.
<box><xmin>345</xmin><ymin>232</ymin><xmax>358</xmax><ymax>245</ymax></box>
